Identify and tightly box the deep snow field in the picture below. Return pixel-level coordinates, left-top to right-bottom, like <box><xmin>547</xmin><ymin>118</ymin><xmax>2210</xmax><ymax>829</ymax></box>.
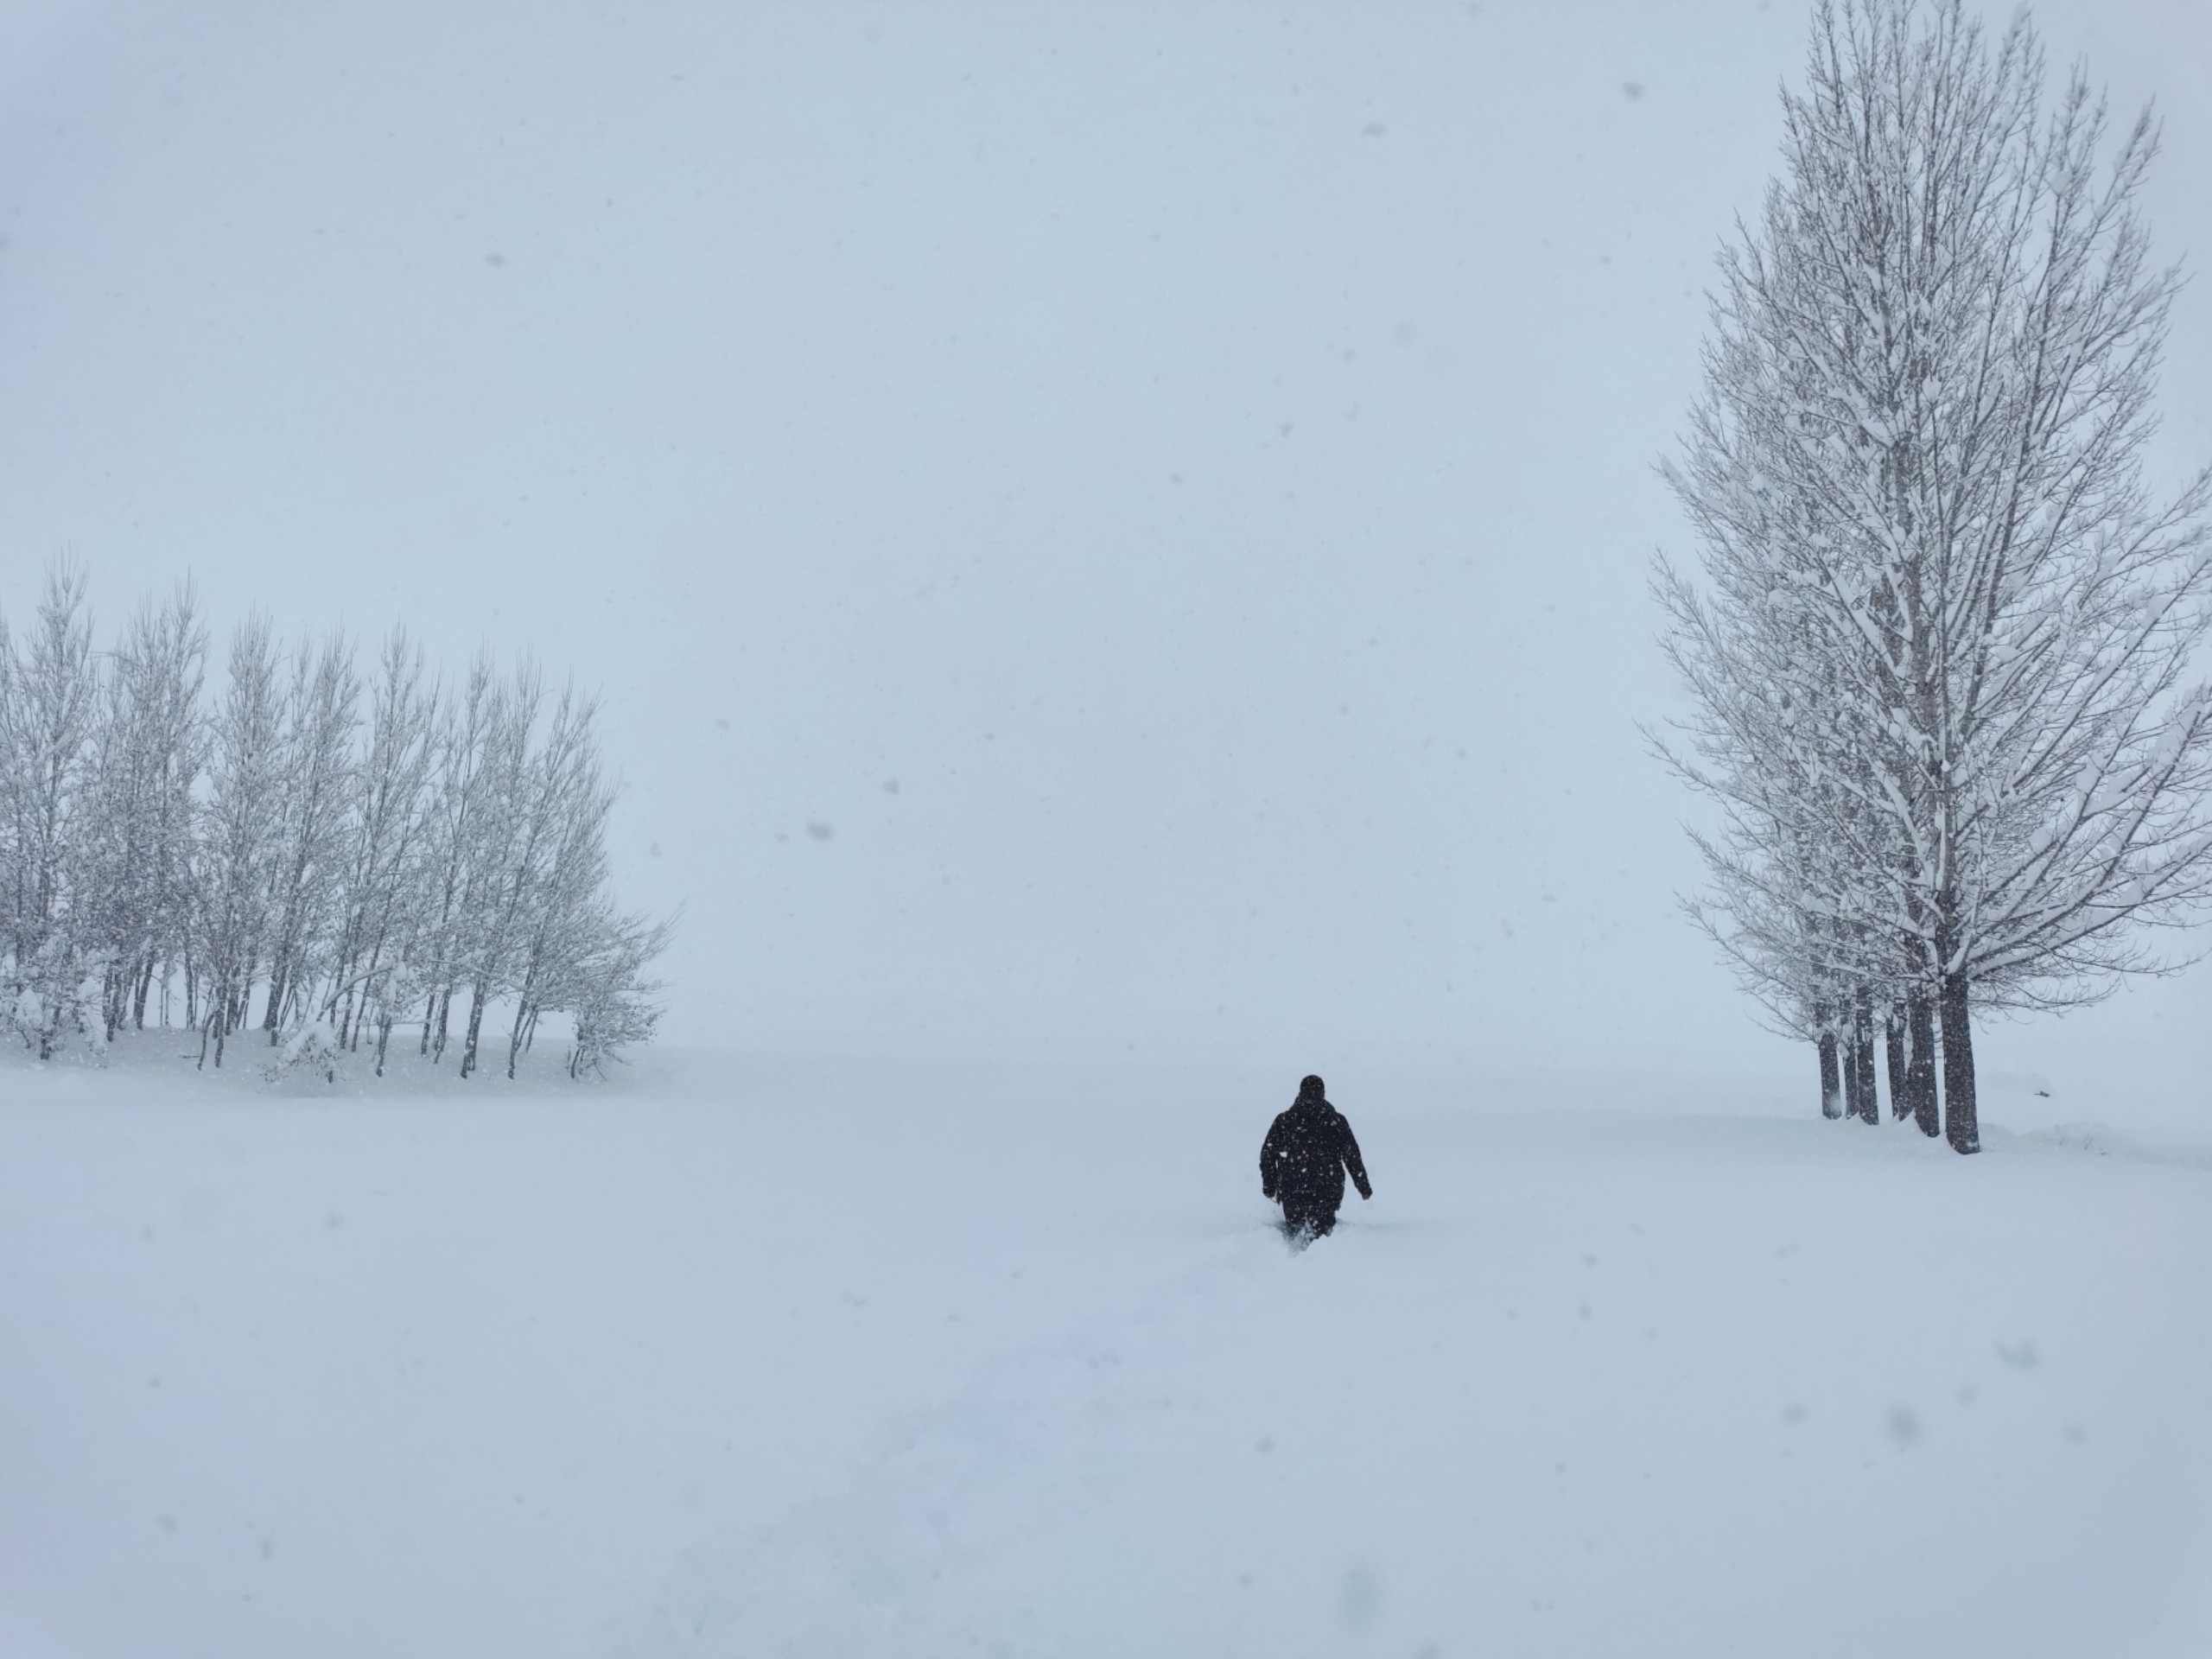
<box><xmin>4</xmin><ymin>1038</ymin><xmax>2211</xmax><ymax>1659</ymax></box>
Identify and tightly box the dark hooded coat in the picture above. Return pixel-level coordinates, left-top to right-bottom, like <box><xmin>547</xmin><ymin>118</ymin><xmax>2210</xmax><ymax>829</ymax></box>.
<box><xmin>1260</xmin><ymin>1079</ymin><xmax>1372</xmax><ymax>1220</ymax></box>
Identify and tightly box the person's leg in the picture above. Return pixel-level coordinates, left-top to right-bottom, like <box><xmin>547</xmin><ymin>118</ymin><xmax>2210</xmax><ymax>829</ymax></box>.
<box><xmin>1310</xmin><ymin>1207</ymin><xmax>1338</xmax><ymax>1238</ymax></box>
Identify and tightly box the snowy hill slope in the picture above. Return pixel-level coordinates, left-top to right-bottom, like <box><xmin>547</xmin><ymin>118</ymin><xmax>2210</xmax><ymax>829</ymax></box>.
<box><xmin>3</xmin><ymin>1046</ymin><xmax>2209</xmax><ymax>1658</ymax></box>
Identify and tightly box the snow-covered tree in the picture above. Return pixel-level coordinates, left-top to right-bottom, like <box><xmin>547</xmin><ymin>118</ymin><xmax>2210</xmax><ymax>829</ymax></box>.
<box><xmin>451</xmin><ymin>662</ymin><xmax>548</xmax><ymax>1080</ymax></box>
<box><xmin>499</xmin><ymin>690</ymin><xmax>617</xmax><ymax>1080</ymax></box>
<box><xmin>257</xmin><ymin>632</ymin><xmax>361</xmax><ymax>1045</ymax></box>
<box><xmin>0</xmin><ymin>564</ymin><xmax>101</xmax><ymax>1058</ymax></box>
<box><xmin>562</xmin><ymin>904</ymin><xmax>671</xmax><ymax>1080</ymax></box>
<box><xmin>197</xmin><ymin>617</ymin><xmax>286</xmax><ymax>1068</ymax></box>
<box><xmin>3</xmin><ymin>569</ymin><xmax>670</xmax><ymax>1080</ymax></box>
<box><xmin>1659</xmin><ymin>0</ymin><xmax>2212</xmax><ymax>1154</ymax></box>
<box><xmin>79</xmin><ymin>586</ymin><xmax>207</xmax><ymax>1039</ymax></box>
<box><xmin>324</xmin><ymin>630</ymin><xmax>440</xmax><ymax>1072</ymax></box>
<box><xmin>415</xmin><ymin>654</ymin><xmax>505</xmax><ymax>1065</ymax></box>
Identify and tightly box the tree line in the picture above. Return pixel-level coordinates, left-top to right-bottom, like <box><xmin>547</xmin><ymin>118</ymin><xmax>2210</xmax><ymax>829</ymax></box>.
<box><xmin>1658</xmin><ymin>0</ymin><xmax>2212</xmax><ymax>1153</ymax></box>
<box><xmin>0</xmin><ymin>566</ymin><xmax>670</xmax><ymax>1079</ymax></box>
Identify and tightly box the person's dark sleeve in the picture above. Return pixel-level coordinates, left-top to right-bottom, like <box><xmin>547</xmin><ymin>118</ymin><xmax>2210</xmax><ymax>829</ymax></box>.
<box><xmin>1260</xmin><ymin>1116</ymin><xmax>1285</xmax><ymax>1200</ymax></box>
<box><xmin>1338</xmin><ymin>1115</ymin><xmax>1372</xmax><ymax>1199</ymax></box>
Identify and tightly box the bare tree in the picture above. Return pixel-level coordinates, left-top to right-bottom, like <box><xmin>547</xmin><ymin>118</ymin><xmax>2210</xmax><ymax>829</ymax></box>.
<box><xmin>197</xmin><ymin>617</ymin><xmax>285</xmax><ymax>1069</ymax></box>
<box><xmin>324</xmin><ymin>630</ymin><xmax>440</xmax><ymax>1071</ymax></box>
<box><xmin>1659</xmin><ymin>0</ymin><xmax>2212</xmax><ymax>1153</ymax></box>
<box><xmin>561</xmin><ymin>904</ymin><xmax>671</xmax><ymax>1080</ymax></box>
<box><xmin>0</xmin><ymin>563</ymin><xmax>101</xmax><ymax>1057</ymax></box>
<box><xmin>502</xmin><ymin>696</ymin><xmax>615</xmax><ymax>1079</ymax></box>
<box><xmin>457</xmin><ymin>666</ymin><xmax>579</xmax><ymax>1081</ymax></box>
<box><xmin>79</xmin><ymin>585</ymin><xmax>207</xmax><ymax>1039</ymax></box>
<box><xmin>448</xmin><ymin>660</ymin><xmax>543</xmax><ymax>1079</ymax></box>
<box><xmin>257</xmin><ymin>632</ymin><xmax>361</xmax><ymax>1045</ymax></box>
<box><xmin>416</xmin><ymin>654</ymin><xmax>504</xmax><ymax>1065</ymax></box>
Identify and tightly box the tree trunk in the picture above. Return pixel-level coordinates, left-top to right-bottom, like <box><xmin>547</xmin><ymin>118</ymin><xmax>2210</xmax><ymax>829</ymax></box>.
<box><xmin>460</xmin><ymin>981</ymin><xmax>487</xmax><ymax>1079</ymax></box>
<box><xmin>350</xmin><ymin>941</ymin><xmax>386</xmax><ymax>1051</ymax></box>
<box><xmin>1850</xmin><ymin>991</ymin><xmax>1879</xmax><ymax>1123</ymax></box>
<box><xmin>263</xmin><ymin>951</ymin><xmax>287</xmax><ymax>1044</ymax></box>
<box><xmin>229</xmin><ymin>955</ymin><xmax>254</xmax><ymax>1038</ymax></box>
<box><xmin>1939</xmin><ymin>972</ymin><xmax>1979</xmax><ymax>1155</ymax></box>
<box><xmin>1817</xmin><ymin>1027</ymin><xmax>1843</xmax><ymax>1119</ymax></box>
<box><xmin>506</xmin><ymin>992</ymin><xmax>532</xmax><ymax>1081</ymax></box>
<box><xmin>1906</xmin><ymin>989</ymin><xmax>1939</xmax><ymax>1137</ymax></box>
<box><xmin>1884</xmin><ymin>1009</ymin><xmax>1909</xmax><ymax>1119</ymax></box>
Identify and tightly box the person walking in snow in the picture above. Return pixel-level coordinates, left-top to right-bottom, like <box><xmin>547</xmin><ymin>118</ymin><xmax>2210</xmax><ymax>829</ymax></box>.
<box><xmin>1260</xmin><ymin>1074</ymin><xmax>1371</xmax><ymax>1244</ymax></box>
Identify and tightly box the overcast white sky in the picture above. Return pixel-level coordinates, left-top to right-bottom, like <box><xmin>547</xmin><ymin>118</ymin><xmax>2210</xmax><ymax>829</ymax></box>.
<box><xmin>1</xmin><ymin>1</ymin><xmax>2207</xmax><ymax>1103</ymax></box>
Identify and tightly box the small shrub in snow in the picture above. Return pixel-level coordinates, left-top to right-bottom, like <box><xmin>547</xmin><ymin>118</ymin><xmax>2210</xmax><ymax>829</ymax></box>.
<box><xmin>264</xmin><ymin>1020</ymin><xmax>345</xmax><ymax>1086</ymax></box>
<box><xmin>3</xmin><ymin>937</ymin><xmax>100</xmax><ymax>1061</ymax></box>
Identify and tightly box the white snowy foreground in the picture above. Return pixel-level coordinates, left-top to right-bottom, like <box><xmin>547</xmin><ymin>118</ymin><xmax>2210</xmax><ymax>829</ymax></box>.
<box><xmin>3</xmin><ymin>1042</ymin><xmax>2210</xmax><ymax>1659</ymax></box>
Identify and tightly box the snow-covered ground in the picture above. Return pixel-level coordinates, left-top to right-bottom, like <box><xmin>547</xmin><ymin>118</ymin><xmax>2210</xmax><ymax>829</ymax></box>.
<box><xmin>3</xmin><ymin>1039</ymin><xmax>2210</xmax><ymax>1659</ymax></box>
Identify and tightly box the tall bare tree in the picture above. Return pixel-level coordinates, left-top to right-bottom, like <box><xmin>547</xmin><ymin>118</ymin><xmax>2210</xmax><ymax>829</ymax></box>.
<box><xmin>79</xmin><ymin>585</ymin><xmax>207</xmax><ymax>1039</ymax></box>
<box><xmin>324</xmin><ymin>630</ymin><xmax>440</xmax><ymax>1071</ymax></box>
<box><xmin>416</xmin><ymin>654</ymin><xmax>503</xmax><ymax>1065</ymax></box>
<box><xmin>197</xmin><ymin>617</ymin><xmax>285</xmax><ymax>1068</ymax></box>
<box><xmin>1659</xmin><ymin>0</ymin><xmax>2212</xmax><ymax>1153</ymax></box>
<box><xmin>257</xmin><ymin>632</ymin><xmax>361</xmax><ymax>1044</ymax></box>
<box><xmin>0</xmin><ymin>564</ymin><xmax>102</xmax><ymax>1057</ymax></box>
